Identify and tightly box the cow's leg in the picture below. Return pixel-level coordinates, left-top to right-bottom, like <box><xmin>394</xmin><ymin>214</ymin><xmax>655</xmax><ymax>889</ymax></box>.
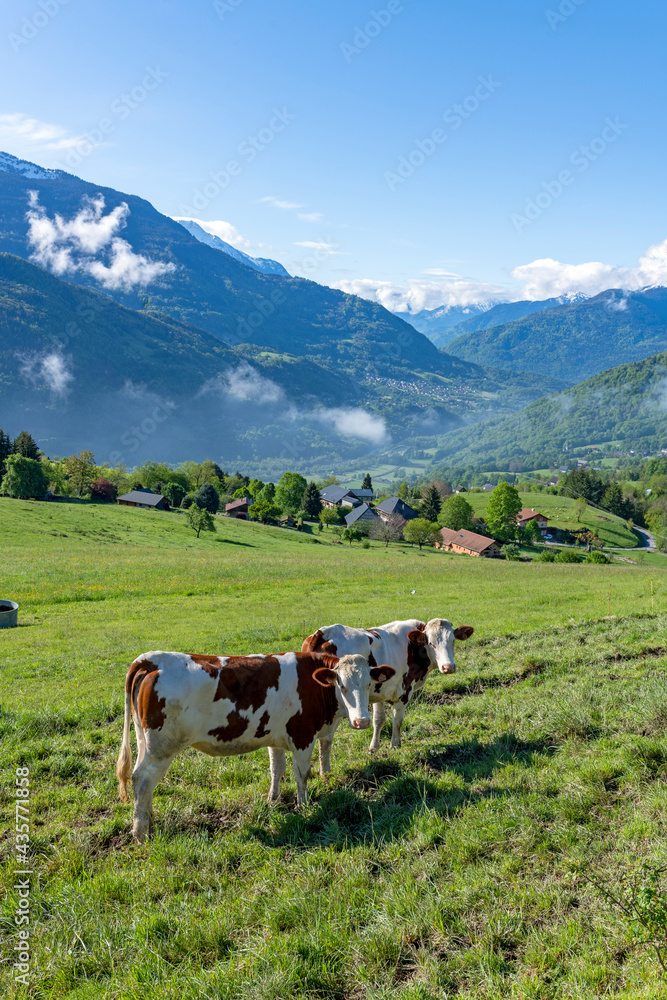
<box><xmin>133</xmin><ymin>713</ymin><xmax>146</xmax><ymax>767</ymax></box>
<box><xmin>318</xmin><ymin>737</ymin><xmax>334</xmax><ymax>777</ymax></box>
<box><xmin>267</xmin><ymin>748</ymin><xmax>287</xmax><ymax>803</ymax></box>
<box><xmin>131</xmin><ymin>753</ymin><xmax>175</xmax><ymax>843</ymax></box>
<box><xmin>390</xmin><ymin>702</ymin><xmax>407</xmax><ymax>749</ymax></box>
<box><xmin>292</xmin><ymin>746</ymin><xmax>315</xmax><ymax>807</ymax></box>
<box><xmin>369</xmin><ymin>702</ymin><xmax>386</xmax><ymax>753</ymax></box>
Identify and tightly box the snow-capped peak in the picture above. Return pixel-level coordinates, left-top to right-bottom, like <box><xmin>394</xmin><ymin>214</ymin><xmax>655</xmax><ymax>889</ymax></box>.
<box><xmin>0</xmin><ymin>151</ymin><xmax>62</xmax><ymax>180</ymax></box>
<box><xmin>175</xmin><ymin>218</ymin><xmax>290</xmax><ymax>277</ymax></box>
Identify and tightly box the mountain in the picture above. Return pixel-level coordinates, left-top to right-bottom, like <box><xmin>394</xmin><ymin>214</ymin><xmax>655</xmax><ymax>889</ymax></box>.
<box><xmin>430</xmin><ymin>350</ymin><xmax>667</xmax><ymax>472</ymax></box>
<box><xmin>447</xmin><ymin>287</ymin><xmax>667</xmax><ymax>384</ymax></box>
<box><xmin>432</xmin><ymin>292</ymin><xmax>590</xmax><ymax>348</ymax></box>
<box><xmin>0</xmin><ymin>151</ymin><xmax>468</xmax><ymax>381</ymax></box>
<box><xmin>175</xmin><ymin>218</ymin><xmax>290</xmax><ymax>276</ymax></box>
<box><xmin>400</xmin><ymin>302</ymin><xmax>500</xmax><ymax>343</ymax></box>
<box><xmin>0</xmin><ymin>253</ymin><xmax>386</xmax><ymax>465</ymax></box>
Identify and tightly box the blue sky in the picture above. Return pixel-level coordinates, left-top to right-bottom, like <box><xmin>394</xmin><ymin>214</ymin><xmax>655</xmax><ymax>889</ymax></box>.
<box><xmin>2</xmin><ymin>0</ymin><xmax>667</xmax><ymax>310</ymax></box>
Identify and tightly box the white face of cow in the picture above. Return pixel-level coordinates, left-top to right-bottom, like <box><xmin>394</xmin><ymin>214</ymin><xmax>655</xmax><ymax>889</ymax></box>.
<box><xmin>314</xmin><ymin>654</ymin><xmax>396</xmax><ymax>729</ymax></box>
<box><xmin>422</xmin><ymin>618</ymin><xmax>474</xmax><ymax>674</ymax></box>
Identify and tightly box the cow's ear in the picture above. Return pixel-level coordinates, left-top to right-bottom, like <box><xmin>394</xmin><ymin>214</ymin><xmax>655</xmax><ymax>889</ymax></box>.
<box><xmin>454</xmin><ymin>625</ymin><xmax>474</xmax><ymax>640</ymax></box>
<box><xmin>313</xmin><ymin>667</ymin><xmax>337</xmax><ymax>687</ymax></box>
<box><xmin>407</xmin><ymin>629</ymin><xmax>428</xmax><ymax>646</ymax></box>
<box><xmin>370</xmin><ymin>665</ymin><xmax>396</xmax><ymax>683</ymax></box>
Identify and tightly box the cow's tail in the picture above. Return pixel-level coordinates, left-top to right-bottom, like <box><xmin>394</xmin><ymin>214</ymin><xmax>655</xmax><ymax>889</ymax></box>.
<box><xmin>116</xmin><ymin>684</ymin><xmax>133</xmax><ymax>802</ymax></box>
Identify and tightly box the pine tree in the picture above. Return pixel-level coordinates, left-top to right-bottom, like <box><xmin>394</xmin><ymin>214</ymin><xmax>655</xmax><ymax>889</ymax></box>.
<box><xmin>0</xmin><ymin>430</ymin><xmax>12</xmax><ymax>479</ymax></box>
<box><xmin>421</xmin><ymin>484</ymin><xmax>442</xmax><ymax>521</ymax></box>
<box><xmin>12</xmin><ymin>430</ymin><xmax>40</xmax><ymax>460</ymax></box>
<box><xmin>302</xmin><ymin>481</ymin><xmax>323</xmax><ymax>518</ymax></box>
<box><xmin>362</xmin><ymin>472</ymin><xmax>373</xmax><ymax>491</ymax></box>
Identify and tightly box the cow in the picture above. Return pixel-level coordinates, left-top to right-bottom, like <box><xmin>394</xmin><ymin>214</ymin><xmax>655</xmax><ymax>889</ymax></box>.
<box><xmin>116</xmin><ymin>650</ymin><xmax>395</xmax><ymax>842</ymax></box>
<box><xmin>302</xmin><ymin>618</ymin><xmax>474</xmax><ymax>772</ymax></box>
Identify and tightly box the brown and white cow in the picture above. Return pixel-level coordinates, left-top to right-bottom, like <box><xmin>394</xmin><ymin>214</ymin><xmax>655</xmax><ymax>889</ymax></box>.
<box><xmin>302</xmin><ymin>618</ymin><xmax>474</xmax><ymax>769</ymax></box>
<box><xmin>116</xmin><ymin>650</ymin><xmax>395</xmax><ymax>841</ymax></box>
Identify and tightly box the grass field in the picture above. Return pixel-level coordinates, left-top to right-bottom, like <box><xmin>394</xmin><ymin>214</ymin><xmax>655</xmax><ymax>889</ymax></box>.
<box><xmin>2</xmin><ymin>498</ymin><xmax>667</xmax><ymax>998</ymax></box>
<box><xmin>462</xmin><ymin>492</ymin><xmax>639</xmax><ymax>550</ymax></box>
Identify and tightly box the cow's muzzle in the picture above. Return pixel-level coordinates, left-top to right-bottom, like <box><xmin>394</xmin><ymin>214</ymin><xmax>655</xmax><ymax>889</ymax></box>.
<box><xmin>439</xmin><ymin>663</ymin><xmax>456</xmax><ymax>675</ymax></box>
<box><xmin>351</xmin><ymin>718</ymin><xmax>371</xmax><ymax>730</ymax></box>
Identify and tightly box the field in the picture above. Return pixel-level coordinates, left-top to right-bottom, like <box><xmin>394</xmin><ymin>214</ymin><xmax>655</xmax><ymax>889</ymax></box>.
<box><xmin>2</xmin><ymin>499</ymin><xmax>667</xmax><ymax>998</ymax></box>
<box><xmin>462</xmin><ymin>492</ymin><xmax>640</xmax><ymax>550</ymax></box>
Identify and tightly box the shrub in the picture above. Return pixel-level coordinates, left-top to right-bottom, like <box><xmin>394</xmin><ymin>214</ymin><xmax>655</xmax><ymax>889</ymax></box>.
<box><xmin>537</xmin><ymin>549</ymin><xmax>556</xmax><ymax>562</ymax></box>
<box><xmin>585</xmin><ymin>550</ymin><xmax>609</xmax><ymax>564</ymax></box>
<box><xmin>182</xmin><ymin>494</ymin><xmax>193</xmax><ymax>509</ymax></box>
<box><xmin>90</xmin><ymin>477</ymin><xmax>117</xmax><ymax>503</ymax></box>
<box><xmin>1</xmin><ymin>454</ymin><xmax>49</xmax><ymax>498</ymax></box>
<box><xmin>555</xmin><ymin>549</ymin><xmax>582</xmax><ymax>563</ymax></box>
<box><xmin>361</xmin><ymin>539</ymin><xmax>370</xmax><ymax>549</ymax></box>
<box><xmin>501</xmin><ymin>543</ymin><xmax>521</xmax><ymax>561</ymax></box>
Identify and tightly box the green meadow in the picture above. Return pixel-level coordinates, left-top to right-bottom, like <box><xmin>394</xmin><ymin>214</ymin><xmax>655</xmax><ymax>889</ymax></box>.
<box><xmin>2</xmin><ymin>499</ymin><xmax>667</xmax><ymax>998</ymax></box>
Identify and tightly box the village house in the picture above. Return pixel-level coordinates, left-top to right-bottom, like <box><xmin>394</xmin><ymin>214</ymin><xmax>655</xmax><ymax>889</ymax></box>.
<box><xmin>279</xmin><ymin>514</ymin><xmax>297</xmax><ymax>528</ymax></box>
<box><xmin>319</xmin><ymin>486</ymin><xmax>374</xmax><ymax>509</ymax></box>
<box><xmin>375</xmin><ymin>496</ymin><xmax>417</xmax><ymax>522</ymax></box>
<box><xmin>517</xmin><ymin>508</ymin><xmax>549</xmax><ymax>533</ymax></box>
<box><xmin>436</xmin><ymin>526</ymin><xmax>502</xmax><ymax>558</ymax></box>
<box><xmin>117</xmin><ymin>488</ymin><xmax>170</xmax><ymax>511</ymax></box>
<box><xmin>225</xmin><ymin>497</ymin><xmax>253</xmax><ymax>520</ymax></box>
<box><xmin>344</xmin><ymin>503</ymin><xmax>378</xmax><ymax>527</ymax></box>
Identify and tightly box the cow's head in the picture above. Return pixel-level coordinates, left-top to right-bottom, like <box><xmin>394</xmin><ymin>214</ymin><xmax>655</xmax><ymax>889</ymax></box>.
<box><xmin>313</xmin><ymin>654</ymin><xmax>395</xmax><ymax>729</ymax></box>
<box><xmin>407</xmin><ymin>619</ymin><xmax>474</xmax><ymax>675</ymax></box>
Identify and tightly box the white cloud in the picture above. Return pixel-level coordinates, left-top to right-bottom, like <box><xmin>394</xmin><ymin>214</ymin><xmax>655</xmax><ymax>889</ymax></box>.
<box><xmin>260</xmin><ymin>196</ymin><xmax>304</xmax><ymax>210</ymax></box>
<box><xmin>0</xmin><ymin>113</ymin><xmax>86</xmax><ymax>157</ymax></box>
<box><xmin>173</xmin><ymin>217</ymin><xmax>250</xmax><ymax>250</ymax></box>
<box><xmin>294</xmin><ymin>240</ymin><xmax>340</xmax><ymax>254</ymax></box>
<box><xmin>297</xmin><ymin>212</ymin><xmax>324</xmax><ymax>222</ymax></box>
<box><xmin>333</xmin><ymin>277</ymin><xmax>509</xmax><ymax>313</ymax></box>
<box><xmin>510</xmin><ymin>240</ymin><xmax>667</xmax><ymax>300</ymax></box>
<box><xmin>316</xmin><ymin>407</ymin><xmax>388</xmax><ymax>445</ymax></box>
<box><xmin>19</xmin><ymin>351</ymin><xmax>73</xmax><ymax>397</ymax></box>
<box><xmin>26</xmin><ymin>193</ymin><xmax>175</xmax><ymax>291</ymax></box>
<box><xmin>199</xmin><ymin>362</ymin><xmax>285</xmax><ymax>405</ymax></box>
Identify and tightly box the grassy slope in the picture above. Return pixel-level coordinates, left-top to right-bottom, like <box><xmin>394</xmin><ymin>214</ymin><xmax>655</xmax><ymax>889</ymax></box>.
<box><xmin>2</xmin><ymin>500</ymin><xmax>667</xmax><ymax>998</ymax></box>
<box><xmin>462</xmin><ymin>492</ymin><xmax>639</xmax><ymax>549</ymax></box>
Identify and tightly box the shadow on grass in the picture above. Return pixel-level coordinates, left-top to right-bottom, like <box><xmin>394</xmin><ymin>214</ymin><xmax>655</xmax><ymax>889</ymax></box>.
<box><xmin>418</xmin><ymin>733</ymin><xmax>558</xmax><ymax>782</ymax></box>
<box><xmin>213</xmin><ymin>538</ymin><xmax>254</xmax><ymax>547</ymax></box>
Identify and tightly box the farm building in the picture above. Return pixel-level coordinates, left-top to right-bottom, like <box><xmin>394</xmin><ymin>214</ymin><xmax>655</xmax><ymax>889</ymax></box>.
<box><xmin>225</xmin><ymin>497</ymin><xmax>253</xmax><ymax>520</ymax></box>
<box><xmin>344</xmin><ymin>503</ymin><xmax>378</xmax><ymax>527</ymax></box>
<box><xmin>454</xmin><ymin>486</ymin><xmax>467</xmax><ymax>494</ymax></box>
<box><xmin>517</xmin><ymin>508</ymin><xmax>549</xmax><ymax>532</ymax></box>
<box><xmin>117</xmin><ymin>488</ymin><xmax>170</xmax><ymax>511</ymax></box>
<box><xmin>376</xmin><ymin>496</ymin><xmax>417</xmax><ymax>522</ymax></box>
<box><xmin>437</xmin><ymin>526</ymin><xmax>501</xmax><ymax>558</ymax></box>
<box><xmin>279</xmin><ymin>514</ymin><xmax>297</xmax><ymax>527</ymax></box>
<box><xmin>320</xmin><ymin>486</ymin><xmax>375</xmax><ymax>509</ymax></box>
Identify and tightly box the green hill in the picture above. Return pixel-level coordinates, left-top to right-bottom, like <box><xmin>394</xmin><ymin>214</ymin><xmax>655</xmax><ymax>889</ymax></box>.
<box><xmin>448</xmin><ymin>287</ymin><xmax>667</xmax><ymax>383</ymax></box>
<box><xmin>431</xmin><ymin>350</ymin><xmax>667</xmax><ymax>471</ymax></box>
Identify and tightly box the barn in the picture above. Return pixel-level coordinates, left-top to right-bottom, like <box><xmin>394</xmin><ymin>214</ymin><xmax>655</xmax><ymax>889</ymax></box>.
<box><xmin>117</xmin><ymin>488</ymin><xmax>170</xmax><ymax>511</ymax></box>
<box><xmin>437</xmin><ymin>526</ymin><xmax>501</xmax><ymax>558</ymax></box>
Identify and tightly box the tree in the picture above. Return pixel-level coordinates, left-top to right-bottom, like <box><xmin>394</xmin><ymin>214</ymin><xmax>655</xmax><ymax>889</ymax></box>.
<box><xmin>369</xmin><ymin>514</ymin><xmax>404</xmax><ymax>547</ymax></box>
<box><xmin>62</xmin><ymin>450</ymin><xmax>96</xmax><ymax>497</ymax></box>
<box><xmin>362</xmin><ymin>472</ymin><xmax>373</xmax><ymax>491</ymax></box>
<box><xmin>439</xmin><ymin>495</ymin><xmax>474</xmax><ymax>531</ymax></box>
<box><xmin>559</xmin><ymin>469</ymin><xmax>606</xmax><ymax>505</ymax></box>
<box><xmin>398</xmin><ymin>481</ymin><xmax>409</xmax><ymax>500</ymax></box>
<box><xmin>187</xmin><ymin>505</ymin><xmax>216</xmax><ymax>538</ymax></box>
<box><xmin>574</xmin><ymin>497</ymin><xmax>587</xmax><ymax>522</ymax></box>
<box><xmin>12</xmin><ymin>431</ymin><xmax>40</xmax><ymax>460</ymax></box>
<box><xmin>275</xmin><ymin>472</ymin><xmax>307</xmax><ymax>514</ymax></box>
<box><xmin>342</xmin><ymin>527</ymin><xmax>363</xmax><ymax>545</ymax></box>
<box><xmin>501</xmin><ymin>543</ymin><xmax>521</xmax><ymax>561</ymax></box>
<box><xmin>258</xmin><ymin>482</ymin><xmax>276</xmax><ymax>504</ymax></box>
<box><xmin>162</xmin><ymin>482</ymin><xmax>186</xmax><ymax>508</ymax></box>
<box><xmin>181</xmin><ymin>459</ymin><xmax>218</xmax><ymax>490</ymax></box>
<box><xmin>403</xmin><ymin>518</ymin><xmax>440</xmax><ymax>550</ymax></box>
<box><xmin>41</xmin><ymin>458</ymin><xmax>69</xmax><ymax>496</ymax></box>
<box><xmin>525</xmin><ymin>518</ymin><xmax>543</xmax><ymax>545</ymax></box>
<box><xmin>602</xmin><ymin>481</ymin><xmax>626</xmax><ymax>518</ymax></box>
<box><xmin>421</xmin><ymin>484</ymin><xmax>442</xmax><ymax>521</ymax></box>
<box><xmin>250</xmin><ymin>500</ymin><xmax>282</xmax><ymax>523</ymax></box>
<box><xmin>0</xmin><ymin>430</ymin><xmax>12</xmax><ymax>479</ymax></box>
<box><xmin>320</xmin><ymin>507</ymin><xmax>343</xmax><ymax>528</ymax></box>
<box><xmin>1</xmin><ymin>454</ymin><xmax>49</xmax><ymax>498</ymax></box>
<box><xmin>90</xmin><ymin>477</ymin><xmax>117</xmax><ymax>502</ymax></box>
<box><xmin>302</xmin><ymin>481</ymin><xmax>323</xmax><ymax>519</ymax></box>
<box><xmin>485</xmin><ymin>482</ymin><xmax>522</xmax><ymax>539</ymax></box>
<box><xmin>194</xmin><ymin>482</ymin><xmax>220</xmax><ymax>513</ymax></box>
<box><xmin>247</xmin><ymin>478</ymin><xmax>265</xmax><ymax>499</ymax></box>
<box><xmin>319</xmin><ymin>474</ymin><xmax>340</xmax><ymax>487</ymax></box>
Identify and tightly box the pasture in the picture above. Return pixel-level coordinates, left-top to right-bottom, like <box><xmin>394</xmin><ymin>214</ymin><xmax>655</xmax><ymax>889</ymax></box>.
<box><xmin>2</xmin><ymin>498</ymin><xmax>667</xmax><ymax>998</ymax></box>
